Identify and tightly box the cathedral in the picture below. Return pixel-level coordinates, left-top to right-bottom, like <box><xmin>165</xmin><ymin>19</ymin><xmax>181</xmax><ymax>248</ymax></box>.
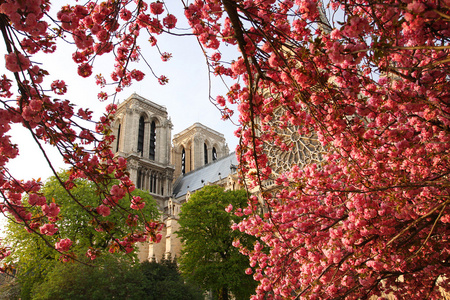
<box><xmin>111</xmin><ymin>93</ymin><xmax>239</xmax><ymax>261</ymax></box>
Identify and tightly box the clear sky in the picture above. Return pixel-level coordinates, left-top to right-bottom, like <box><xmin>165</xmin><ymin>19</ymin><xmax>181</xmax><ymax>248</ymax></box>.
<box><xmin>3</xmin><ymin>3</ymin><xmax>240</xmax><ymax>182</ymax></box>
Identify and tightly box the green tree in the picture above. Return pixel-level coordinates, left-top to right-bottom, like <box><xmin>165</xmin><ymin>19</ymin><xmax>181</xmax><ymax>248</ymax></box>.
<box><xmin>30</xmin><ymin>256</ymin><xmax>203</xmax><ymax>300</ymax></box>
<box><xmin>139</xmin><ymin>257</ymin><xmax>204</xmax><ymax>300</ymax></box>
<box><xmin>176</xmin><ymin>185</ymin><xmax>257</xmax><ymax>300</ymax></box>
<box><xmin>31</xmin><ymin>255</ymin><xmax>147</xmax><ymax>300</ymax></box>
<box><xmin>4</xmin><ymin>171</ymin><xmax>159</xmax><ymax>299</ymax></box>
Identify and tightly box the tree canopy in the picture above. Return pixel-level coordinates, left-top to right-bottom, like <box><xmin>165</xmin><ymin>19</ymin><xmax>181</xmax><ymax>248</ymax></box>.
<box><xmin>1</xmin><ymin>255</ymin><xmax>203</xmax><ymax>300</ymax></box>
<box><xmin>31</xmin><ymin>255</ymin><xmax>147</xmax><ymax>300</ymax></box>
<box><xmin>0</xmin><ymin>0</ymin><xmax>449</xmax><ymax>299</ymax></box>
<box><xmin>177</xmin><ymin>185</ymin><xmax>257</xmax><ymax>300</ymax></box>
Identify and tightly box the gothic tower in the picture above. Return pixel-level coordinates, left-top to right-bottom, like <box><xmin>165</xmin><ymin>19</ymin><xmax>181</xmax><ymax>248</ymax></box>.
<box><xmin>171</xmin><ymin>122</ymin><xmax>229</xmax><ymax>179</ymax></box>
<box><xmin>112</xmin><ymin>93</ymin><xmax>175</xmax><ymax>211</ymax></box>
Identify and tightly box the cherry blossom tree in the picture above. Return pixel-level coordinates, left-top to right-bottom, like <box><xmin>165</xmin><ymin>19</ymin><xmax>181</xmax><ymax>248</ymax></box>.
<box><xmin>193</xmin><ymin>0</ymin><xmax>450</xmax><ymax>299</ymax></box>
<box><xmin>0</xmin><ymin>0</ymin><xmax>449</xmax><ymax>299</ymax></box>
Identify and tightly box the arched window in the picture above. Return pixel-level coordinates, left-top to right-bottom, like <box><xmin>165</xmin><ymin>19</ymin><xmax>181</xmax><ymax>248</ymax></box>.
<box><xmin>204</xmin><ymin>143</ymin><xmax>208</xmax><ymax>165</ymax></box>
<box><xmin>137</xmin><ymin>116</ymin><xmax>145</xmax><ymax>154</ymax></box>
<box><xmin>212</xmin><ymin>147</ymin><xmax>217</xmax><ymax>161</ymax></box>
<box><xmin>181</xmin><ymin>147</ymin><xmax>186</xmax><ymax>175</ymax></box>
<box><xmin>116</xmin><ymin>124</ymin><xmax>121</xmax><ymax>152</ymax></box>
<box><xmin>149</xmin><ymin>121</ymin><xmax>156</xmax><ymax>160</ymax></box>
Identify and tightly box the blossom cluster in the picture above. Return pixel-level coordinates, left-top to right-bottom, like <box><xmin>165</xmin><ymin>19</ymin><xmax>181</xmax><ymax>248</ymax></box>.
<box><xmin>54</xmin><ymin>0</ymin><xmax>177</xmax><ymax>93</ymax></box>
<box><xmin>182</xmin><ymin>0</ymin><xmax>450</xmax><ymax>299</ymax></box>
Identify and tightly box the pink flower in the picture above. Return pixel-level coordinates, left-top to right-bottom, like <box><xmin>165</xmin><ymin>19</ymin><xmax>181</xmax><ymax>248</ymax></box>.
<box><xmin>407</xmin><ymin>1</ymin><xmax>426</xmax><ymax>14</ymax></box>
<box><xmin>40</xmin><ymin>223</ymin><xmax>58</xmax><ymax>235</ymax></box>
<box><xmin>161</xmin><ymin>52</ymin><xmax>172</xmax><ymax>62</ymax></box>
<box><xmin>163</xmin><ymin>14</ymin><xmax>177</xmax><ymax>29</ymax></box>
<box><xmin>225</xmin><ymin>204</ymin><xmax>233</xmax><ymax>213</ymax></box>
<box><xmin>28</xmin><ymin>193</ymin><xmax>46</xmax><ymax>206</ymax></box>
<box><xmin>5</xmin><ymin>52</ymin><xmax>31</xmax><ymax>72</ymax></box>
<box><xmin>51</xmin><ymin>80</ymin><xmax>67</xmax><ymax>95</ymax></box>
<box><xmin>231</xmin><ymin>58</ymin><xmax>246</xmax><ymax>75</ymax></box>
<box><xmin>110</xmin><ymin>184</ymin><xmax>126</xmax><ymax>199</ymax></box>
<box><xmin>29</xmin><ymin>99</ymin><xmax>42</xmax><ymax>111</ymax></box>
<box><xmin>95</xmin><ymin>29</ymin><xmax>109</xmax><ymax>42</ymax></box>
<box><xmin>77</xmin><ymin>63</ymin><xmax>92</xmax><ymax>77</ymax></box>
<box><xmin>97</xmin><ymin>92</ymin><xmax>108</xmax><ymax>101</ymax></box>
<box><xmin>130</xmin><ymin>70</ymin><xmax>145</xmax><ymax>81</ymax></box>
<box><xmin>72</xmin><ymin>51</ymin><xmax>86</xmax><ymax>63</ymax></box>
<box><xmin>149</xmin><ymin>233</ymin><xmax>162</xmax><ymax>243</ymax></box>
<box><xmin>55</xmin><ymin>238</ymin><xmax>72</xmax><ymax>252</ymax></box>
<box><xmin>86</xmin><ymin>248</ymin><xmax>98</xmax><ymax>260</ymax></box>
<box><xmin>158</xmin><ymin>75</ymin><xmax>168</xmax><ymax>85</ymax></box>
<box><xmin>216</xmin><ymin>95</ymin><xmax>226</xmax><ymax>106</ymax></box>
<box><xmin>120</xmin><ymin>8</ymin><xmax>132</xmax><ymax>21</ymax></box>
<box><xmin>42</xmin><ymin>202</ymin><xmax>60</xmax><ymax>217</ymax></box>
<box><xmin>150</xmin><ymin>2</ymin><xmax>164</xmax><ymax>15</ymax></box>
<box><xmin>131</xmin><ymin>196</ymin><xmax>145</xmax><ymax>210</ymax></box>
<box><xmin>268</xmin><ymin>53</ymin><xmax>281</xmax><ymax>68</ymax></box>
<box><xmin>149</xmin><ymin>36</ymin><xmax>157</xmax><ymax>46</ymax></box>
<box><xmin>117</xmin><ymin>157</ymin><xmax>127</xmax><ymax>169</ymax></box>
<box><xmin>211</xmin><ymin>52</ymin><xmax>221</xmax><ymax>62</ymax></box>
<box><xmin>146</xmin><ymin>18</ymin><xmax>162</xmax><ymax>34</ymax></box>
<box><xmin>96</xmin><ymin>204</ymin><xmax>111</xmax><ymax>216</ymax></box>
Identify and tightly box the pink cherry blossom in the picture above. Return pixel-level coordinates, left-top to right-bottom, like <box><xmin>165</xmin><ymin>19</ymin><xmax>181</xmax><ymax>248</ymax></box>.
<box><xmin>4</xmin><ymin>52</ymin><xmax>31</xmax><ymax>72</ymax></box>
<box><xmin>42</xmin><ymin>203</ymin><xmax>60</xmax><ymax>218</ymax></box>
<box><xmin>39</xmin><ymin>223</ymin><xmax>58</xmax><ymax>236</ymax></box>
<box><xmin>55</xmin><ymin>238</ymin><xmax>72</xmax><ymax>252</ymax></box>
<box><xmin>96</xmin><ymin>204</ymin><xmax>111</xmax><ymax>216</ymax></box>
<box><xmin>150</xmin><ymin>2</ymin><xmax>164</xmax><ymax>15</ymax></box>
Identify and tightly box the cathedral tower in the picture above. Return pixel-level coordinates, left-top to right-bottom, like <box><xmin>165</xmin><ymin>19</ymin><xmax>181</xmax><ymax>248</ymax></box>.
<box><xmin>112</xmin><ymin>93</ymin><xmax>175</xmax><ymax>211</ymax></box>
<box><xmin>171</xmin><ymin>122</ymin><xmax>229</xmax><ymax>179</ymax></box>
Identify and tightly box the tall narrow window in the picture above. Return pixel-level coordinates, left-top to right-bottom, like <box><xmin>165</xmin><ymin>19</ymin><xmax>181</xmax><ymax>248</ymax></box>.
<box><xmin>116</xmin><ymin>124</ymin><xmax>121</xmax><ymax>152</ymax></box>
<box><xmin>149</xmin><ymin>121</ymin><xmax>156</xmax><ymax>160</ymax></box>
<box><xmin>181</xmin><ymin>148</ymin><xmax>186</xmax><ymax>174</ymax></box>
<box><xmin>149</xmin><ymin>173</ymin><xmax>153</xmax><ymax>192</ymax></box>
<box><xmin>204</xmin><ymin>143</ymin><xmax>208</xmax><ymax>165</ymax></box>
<box><xmin>212</xmin><ymin>147</ymin><xmax>217</xmax><ymax>161</ymax></box>
<box><xmin>137</xmin><ymin>169</ymin><xmax>142</xmax><ymax>189</ymax></box>
<box><xmin>137</xmin><ymin>116</ymin><xmax>145</xmax><ymax>154</ymax></box>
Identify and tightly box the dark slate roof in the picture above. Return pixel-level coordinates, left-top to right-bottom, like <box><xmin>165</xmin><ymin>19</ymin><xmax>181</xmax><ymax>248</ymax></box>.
<box><xmin>172</xmin><ymin>152</ymin><xmax>238</xmax><ymax>199</ymax></box>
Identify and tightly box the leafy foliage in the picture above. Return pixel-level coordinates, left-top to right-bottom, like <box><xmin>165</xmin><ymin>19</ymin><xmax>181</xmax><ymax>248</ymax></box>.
<box><xmin>31</xmin><ymin>255</ymin><xmax>147</xmax><ymax>300</ymax></box>
<box><xmin>139</xmin><ymin>257</ymin><xmax>204</xmax><ymax>300</ymax></box>
<box><xmin>177</xmin><ymin>185</ymin><xmax>257</xmax><ymax>300</ymax></box>
<box><xmin>30</xmin><ymin>256</ymin><xmax>203</xmax><ymax>300</ymax></box>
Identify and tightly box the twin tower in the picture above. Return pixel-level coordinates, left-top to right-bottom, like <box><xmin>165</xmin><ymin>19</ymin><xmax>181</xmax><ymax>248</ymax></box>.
<box><xmin>111</xmin><ymin>93</ymin><xmax>237</xmax><ymax>260</ymax></box>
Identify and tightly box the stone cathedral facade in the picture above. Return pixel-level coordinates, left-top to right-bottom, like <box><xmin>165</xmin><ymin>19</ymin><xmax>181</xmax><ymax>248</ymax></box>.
<box><xmin>112</xmin><ymin>93</ymin><xmax>238</xmax><ymax>261</ymax></box>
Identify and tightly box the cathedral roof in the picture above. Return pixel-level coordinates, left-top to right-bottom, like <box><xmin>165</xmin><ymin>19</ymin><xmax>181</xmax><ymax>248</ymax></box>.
<box><xmin>172</xmin><ymin>152</ymin><xmax>238</xmax><ymax>199</ymax></box>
